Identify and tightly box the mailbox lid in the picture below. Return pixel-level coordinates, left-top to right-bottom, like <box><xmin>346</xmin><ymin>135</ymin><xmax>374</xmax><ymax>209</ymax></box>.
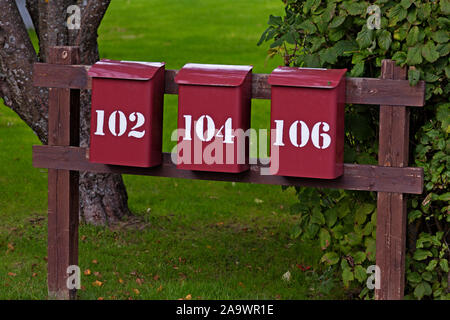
<box><xmin>268</xmin><ymin>66</ymin><xmax>347</xmax><ymax>89</ymax></box>
<box><xmin>88</xmin><ymin>59</ymin><xmax>165</xmax><ymax>80</ymax></box>
<box><xmin>175</xmin><ymin>63</ymin><xmax>253</xmax><ymax>87</ymax></box>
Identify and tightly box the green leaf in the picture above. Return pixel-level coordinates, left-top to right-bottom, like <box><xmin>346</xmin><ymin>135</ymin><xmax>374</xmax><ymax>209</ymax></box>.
<box><xmin>319</xmin><ymin>228</ymin><xmax>331</xmax><ymax>250</ymax></box>
<box><xmin>408</xmin><ymin>68</ymin><xmax>421</xmax><ymax>86</ymax></box>
<box><xmin>438</xmin><ymin>192</ymin><xmax>450</xmax><ymax>201</ymax></box>
<box><xmin>257</xmin><ymin>28</ymin><xmax>269</xmax><ymax>46</ymax></box>
<box><xmin>439</xmin><ymin>259</ymin><xmax>449</xmax><ymax>272</ymax></box>
<box><xmin>344</xmin><ymin>2</ymin><xmax>367</xmax><ymax>16</ymax></box>
<box><xmin>406</xmin><ymin>26</ymin><xmax>420</xmax><ymax>46</ymax></box>
<box><xmin>406</xmin><ymin>45</ymin><xmax>423</xmax><ymax>65</ymax></box>
<box><xmin>436</xmin><ymin>103</ymin><xmax>450</xmax><ymax>131</ymax></box>
<box><xmin>355</xmin><ymin>203</ymin><xmax>375</xmax><ymax>225</ymax></box>
<box><xmin>302</xmin><ymin>54</ymin><xmax>321</xmax><ymax>68</ymax></box>
<box><xmin>325</xmin><ymin>208</ymin><xmax>337</xmax><ymax>227</ymax></box>
<box><xmin>431</xmin><ymin>30</ymin><xmax>450</xmax><ymax>43</ymax></box>
<box><xmin>414</xmin><ymin>282</ymin><xmax>432</xmax><ymax>299</ymax></box>
<box><xmin>350</xmin><ymin>62</ymin><xmax>364</xmax><ymax>77</ymax></box>
<box><xmin>408</xmin><ymin>210</ymin><xmax>422</xmax><ymax>223</ymax></box>
<box><xmin>388</xmin><ymin>4</ymin><xmax>408</xmax><ymax>26</ymax></box>
<box><xmin>353</xmin><ymin>251</ymin><xmax>366</xmax><ymax>264</ymax></box>
<box><xmin>440</xmin><ymin>0</ymin><xmax>450</xmax><ymax>15</ymax></box>
<box><xmin>321</xmin><ymin>252</ymin><xmax>340</xmax><ymax>265</ymax></box>
<box><xmin>407</xmin><ymin>7</ymin><xmax>417</xmax><ymax>24</ymax></box>
<box><xmin>268</xmin><ymin>15</ymin><xmax>282</xmax><ymax>26</ymax></box>
<box><xmin>407</xmin><ymin>271</ymin><xmax>422</xmax><ymax>284</ymax></box>
<box><xmin>422</xmin><ymin>41</ymin><xmax>440</xmax><ymax>63</ymax></box>
<box><xmin>270</xmin><ymin>37</ymin><xmax>284</xmax><ymax>48</ymax></box>
<box><xmin>354</xmin><ymin>265</ymin><xmax>367</xmax><ymax>283</ymax></box>
<box><xmin>329</xmin><ymin>15</ymin><xmax>345</xmax><ymax>28</ymax></box>
<box><xmin>290</xmin><ymin>224</ymin><xmax>302</xmax><ymax>239</ymax></box>
<box><xmin>328</xmin><ymin>28</ymin><xmax>345</xmax><ymax>42</ymax></box>
<box><xmin>392</xmin><ymin>51</ymin><xmax>407</xmax><ymax>65</ymax></box>
<box><xmin>413</xmin><ymin>249</ymin><xmax>432</xmax><ymax>261</ymax></box>
<box><xmin>378</xmin><ymin>30</ymin><xmax>392</xmax><ymax>51</ymax></box>
<box><xmin>303</xmin><ymin>0</ymin><xmax>321</xmax><ymax>14</ymax></box>
<box><xmin>298</xmin><ymin>20</ymin><xmax>317</xmax><ymax>34</ymax></box>
<box><xmin>319</xmin><ymin>47</ymin><xmax>339</xmax><ymax>64</ymax></box>
<box><xmin>311</xmin><ymin>207</ymin><xmax>325</xmax><ymax>225</ymax></box>
<box><xmin>422</xmin><ymin>271</ymin><xmax>433</xmax><ymax>282</ymax></box>
<box><xmin>425</xmin><ymin>259</ymin><xmax>438</xmax><ymax>271</ymax></box>
<box><xmin>356</xmin><ymin>27</ymin><xmax>373</xmax><ymax>49</ymax></box>
<box><xmin>342</xmin><ymin>268</ymin><xmax>354</xmax><ymax>286</ymax></box>
<box><xmin>400</xmin><ymin>0</ymin><xmax>413</xmax><ymax>9</ymax></box>
<box><xmin>309</xmin><ymin>37</ymin><xmax>325</xmax><ymax>52</ymax></box>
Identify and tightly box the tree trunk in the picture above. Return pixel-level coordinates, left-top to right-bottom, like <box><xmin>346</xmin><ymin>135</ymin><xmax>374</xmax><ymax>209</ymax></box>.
<box><xmin>0</xmin><ymin>0</ymin><xmax>131</xmax><ymax>225</ymax></box>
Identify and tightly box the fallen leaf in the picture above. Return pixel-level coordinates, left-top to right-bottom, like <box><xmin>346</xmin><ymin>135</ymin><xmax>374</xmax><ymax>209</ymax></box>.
<box><xmin>32</xmin><ymin>272</ymin><xmax>38</xmax><ymax>277</ymax></box>
<box><xmin>7</xmin><ymin>243</ymin><xmax>14</xmax><ymax>251</ymax></box>
<box><xmin>118</xmin><ymin>278</ymin><xmax>124</xmax><ymax>284</ymax></box>
<box><xmin>84</xmin><ymin>269</ymin><xmax>91</xmax><ymax>276</ymax></box>
<box><xmin>153</xmin><ymin>274</ymin><xmax>160</xmax><ymax>281</ymax></box>
<box><xmin>238</xmin><ymin>282</ymin><xmax>245</xmax><ymax>288</ymax></box>
<box><xmin>157</xmin><ymin>284</ymin><xmax>163</xmax><ymax>292</ymax></box>
<box><xmin>136</xmin><ymin>278</ymin><xmax>143</xmax><ymax>285</ymax></box>
<box><xmin>254</xmin><ymin>198</ymin><xmax>264</xmax><ymax>204</ymax></box>
<box><xmin>185</xmin><ymin>294</ymin><xmax>192</xmax><ymax>300</ymax></box>
<box><xmin>8</xmin><ymin>272</ymin><xmax>16</xmax><ymax>277</ymax></box>
<box><xmin>94</xmin><ymin>271</ymin><xmax>102</xmax><ymax>278</ymax></box>
<box><xmin>92</xmin><ymin>280</ymin><xmax>103</xmax><ymax>287</ymax></box>
<box><xmin>81</xmin><ymin>235</ymin><xmax>87</xmax><ymax>241</ymax></box>
<box><xmin>133</xmin><ymin>288</ymin><xmax>140</xmax><ymax>295</ymax></box>
<box><xmin>92</xmin><ymin>259</ymin><xmax>98</xmax><ymax>264</ymax></box>
<box><xmin>97</xmin><ymin>297</ymin><xmax>104</xmax><ymax>300</ymax></box>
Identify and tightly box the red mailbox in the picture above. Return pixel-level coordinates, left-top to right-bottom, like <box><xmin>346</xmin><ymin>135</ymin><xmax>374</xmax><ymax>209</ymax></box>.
<box><xmin>88</xmin><ymin>59</ymin><xmax>165</xmax><ymax>167</ymax></box>
<box><xmin>268</xmin><ymin>67</ymin><xmax>346</xmax><ymax>179</ymax></box>
<box><xmin>175</xmin><ymin>63</ymin><xmax>253</xmax><ymax>173</ymax></box>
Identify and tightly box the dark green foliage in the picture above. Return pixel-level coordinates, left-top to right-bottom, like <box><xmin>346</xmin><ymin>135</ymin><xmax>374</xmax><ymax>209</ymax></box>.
<box><xmin>260</xmin><ymin>0</ymin><xmax>449</xmax><ymax>299</ymax></box>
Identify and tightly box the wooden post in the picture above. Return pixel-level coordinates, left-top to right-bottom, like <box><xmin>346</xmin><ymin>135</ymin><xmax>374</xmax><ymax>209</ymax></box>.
<box><xmin>376</xmin><ymin>60</ymin><xmax>409</xmax><ymax>300</ymax></box>
<box><xmin>47</xmin><ymin>46</ymin><xmax>80</xmax><ymax>300</ymax></box>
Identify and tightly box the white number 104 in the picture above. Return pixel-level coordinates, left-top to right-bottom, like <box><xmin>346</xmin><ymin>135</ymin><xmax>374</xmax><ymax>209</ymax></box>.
<box><xmin>94</xmin><ymin>110</ymin><xmax>146</xmax><ymax>138</ymax></box>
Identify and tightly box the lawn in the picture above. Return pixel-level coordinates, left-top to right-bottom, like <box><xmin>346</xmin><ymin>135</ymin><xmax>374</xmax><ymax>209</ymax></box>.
<box><xmin>0</xmin><ymin>0</ymin><xmax>344</xmax><ymax>299</ymax></box>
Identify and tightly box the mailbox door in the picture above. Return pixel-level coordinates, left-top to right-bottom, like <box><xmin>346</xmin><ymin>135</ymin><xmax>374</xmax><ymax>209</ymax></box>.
<box><xmin>88</xmin><ymin>60</ymin><xmax>165</xmax><ymax>167</ymax></box>
<box><xmin>269</xmin><ymin>67</ymin><xmax>346</xmax><ymax>179</ymax></box>
<box><xmin>175</xmin><ymin>63</ymin><xmax>252</xmax><ymax>173</ymax></box>
<box><xmin>177</xmin><ymin>85</ymin><xmax>250</xmax><ymax>172</ymax></box>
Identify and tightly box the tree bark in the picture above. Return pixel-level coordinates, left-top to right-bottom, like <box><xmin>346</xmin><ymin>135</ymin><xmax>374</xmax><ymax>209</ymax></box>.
<box><xmin>0</xmin><ymin>0</ymin><xmax>131</xmax><ymax>225</ymax></box>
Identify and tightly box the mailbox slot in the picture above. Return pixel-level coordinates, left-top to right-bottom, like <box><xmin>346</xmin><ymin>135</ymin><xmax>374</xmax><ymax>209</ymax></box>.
<box><xmin>175</xmin><ymin>63</ymin><xmax>253</xmax><ymax>173</ymax></box>
<box><xmin>88</xmin><ymin>59</ymin><xmax>165</xmax><ymax>167</ymax></box>
<box><xmin>268</xmin><ymin>67</ymin><xmax>347</xmax><ymax>179</ymax></box>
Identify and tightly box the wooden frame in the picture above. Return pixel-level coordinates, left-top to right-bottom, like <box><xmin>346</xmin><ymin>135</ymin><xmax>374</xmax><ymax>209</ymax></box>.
<box><xmin>32</xmin><ymin>46</ymin><xmax>425</xmax><ymax>300</ymax></box>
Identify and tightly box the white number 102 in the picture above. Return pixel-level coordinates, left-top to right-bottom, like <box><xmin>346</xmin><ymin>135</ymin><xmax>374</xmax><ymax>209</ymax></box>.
<box><xmin>94</xmin><ymin>109</ymin><xmax>146</xmax><ymax>138</ymax></box>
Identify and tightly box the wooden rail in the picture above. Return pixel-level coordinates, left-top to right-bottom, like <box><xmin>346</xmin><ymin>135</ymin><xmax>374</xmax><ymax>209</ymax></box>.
<box><xmin>31</xmin><ymin>46</ymin><xmax>425</xmax><ymax>300</ymax></box>
<box><xmin>33</xmin><ymin>146</ymin><xmax>424</xmax><ymax>194</ymax></box>
<box><xmin>33</xmin><ymin>63</ymin><xmax>426</xmax><ymax>106</ymax></box>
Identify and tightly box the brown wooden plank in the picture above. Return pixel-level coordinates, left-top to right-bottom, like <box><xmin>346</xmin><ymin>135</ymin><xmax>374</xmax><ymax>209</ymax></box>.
<box><xmin>33</xmin><ymin>145</ymin><xmax>424</xmax><ymax>195</ymax></box>
<box><xmin>33</xmin><ymin>63</ymin><xmax>426</xmax><ymax>107</ymax></box>
<box><xmin>47</xmin><ymin>47</ymin><xmax>80</xmax><ymax>300</ymax></box>
<box><xmin>376</xmin><ymin>59</ymin><xmax>410</xmax><ymax>300</ymax></box>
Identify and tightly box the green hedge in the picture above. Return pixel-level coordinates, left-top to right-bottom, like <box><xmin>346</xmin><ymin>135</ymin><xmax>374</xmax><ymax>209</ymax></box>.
<box><xmin>259</xmin><ymin>0</ymin><xmax>449</xmax><ymax>299</ymax></box>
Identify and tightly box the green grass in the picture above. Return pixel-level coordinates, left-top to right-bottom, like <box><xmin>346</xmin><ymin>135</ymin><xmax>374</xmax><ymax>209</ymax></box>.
<box><xmin>0</xmin><ymin>0</ymin><xmax>344</xmax><ymax>300</ymax></box>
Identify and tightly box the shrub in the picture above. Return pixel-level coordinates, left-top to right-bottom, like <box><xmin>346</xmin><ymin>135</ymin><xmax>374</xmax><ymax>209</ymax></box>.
<box><xmin>259</xmin><ymin>0</ymin><xmax>449</xmax><ymax>299</ymax></box>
